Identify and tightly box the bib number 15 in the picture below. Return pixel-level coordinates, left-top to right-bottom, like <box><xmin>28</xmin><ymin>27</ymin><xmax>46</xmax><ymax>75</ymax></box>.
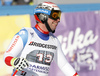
<box><xmin>37</xmin><ymin>53</ymin><xmax>52</xmax><ymax>63</ymax></box>
<box><xmin>26</xmin><ymin>50</ymin><xmax>54</xmax><ymax>65</ymax></box>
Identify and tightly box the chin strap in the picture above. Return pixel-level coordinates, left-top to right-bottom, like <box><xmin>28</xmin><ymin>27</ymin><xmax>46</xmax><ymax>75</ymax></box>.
<box><xmin>44</xmin><ymin>19</ymin><xmax>55</xmax><ymax>33</ymax></box>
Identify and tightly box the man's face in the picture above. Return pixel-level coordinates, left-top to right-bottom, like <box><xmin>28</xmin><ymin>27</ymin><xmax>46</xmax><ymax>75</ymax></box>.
<box><xmin>47</xmin><ymin>18</ymin><xmax>60</xmax><ymax>31</ymax></box>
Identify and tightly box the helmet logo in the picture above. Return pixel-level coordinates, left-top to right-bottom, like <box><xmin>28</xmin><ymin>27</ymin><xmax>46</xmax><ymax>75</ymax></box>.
<box><xmin>44</xmin><ymin>2</ymin><xmax>55</xmax><ymax>4</ymax></box>
<box><xmin>34</xmin><ymin>9</ymin><xmax>51</xmax><ymax>15</ymax></box>
<box><xmin>36</xmin><ymin>4</ymin><xmax>52</xmax><ymax>10</ymax></box>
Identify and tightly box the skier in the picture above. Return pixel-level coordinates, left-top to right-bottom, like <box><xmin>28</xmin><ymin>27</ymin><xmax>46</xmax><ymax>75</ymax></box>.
<box><xmin>4</xmin><ymin>1</ymin><xmax>79</xmax><ymax>76</ymax></box>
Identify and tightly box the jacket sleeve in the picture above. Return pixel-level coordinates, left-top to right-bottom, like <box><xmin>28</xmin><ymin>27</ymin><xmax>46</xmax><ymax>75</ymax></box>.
<box><xmin>3</xmin><ymin>28</ymin><xmax>28</xmax><ymax>66</ymax></box>
<box><xmin>54</xmin><ymin>38</ymin><xmax>78</xmax><ymax>76</ymax></box>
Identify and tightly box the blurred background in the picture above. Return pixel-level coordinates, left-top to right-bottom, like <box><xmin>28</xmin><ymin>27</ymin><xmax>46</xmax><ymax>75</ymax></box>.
<box><xmin>0</xmin><ymin>0</ymin><xmax>100</xmax><ymax>76</ymax></box>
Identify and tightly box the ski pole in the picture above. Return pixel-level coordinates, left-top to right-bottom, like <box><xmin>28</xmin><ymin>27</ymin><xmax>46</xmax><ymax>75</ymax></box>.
<box><xmin>12</xmin><ymin>69</ymin><xmax>18</xmax><ymax>76</ymax></box>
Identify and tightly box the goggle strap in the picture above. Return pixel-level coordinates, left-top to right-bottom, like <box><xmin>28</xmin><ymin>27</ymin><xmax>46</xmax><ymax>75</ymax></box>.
<box><xmin>45</xmin><ymin>20</ymin><xmax>55</xmax><ymax>33</ymax></box>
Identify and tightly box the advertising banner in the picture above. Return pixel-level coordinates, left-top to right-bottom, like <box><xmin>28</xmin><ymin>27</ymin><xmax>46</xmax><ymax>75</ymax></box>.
<box><xmin>0</xmin><ymin>14</ymin><xmax>31</xmax><ymax>76</ymax></box>
<box><xmin>48</xmin><ymin>11</ymin><xmax>100</xmax><ymax>76</ymax></box>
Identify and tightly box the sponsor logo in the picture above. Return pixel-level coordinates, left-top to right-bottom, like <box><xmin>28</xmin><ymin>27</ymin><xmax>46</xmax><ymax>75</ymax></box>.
<box><xmin>28</xmin><ymin>64</ymin><xmax>49</xmax><ymax>74</ymax></box>
<box><xmin>35</xmin><ymin>9</ymin><xmax>51</xmax><ymax>15</ymax></box>
<box><xmin>36</xmin><ymin>9</ymin><xmax>48</xmax><ymax>13</ymax></box>
<box><xmin>29</xmin><ymin>41</ymin><xmax>57</xmax><ymax>50</ymax></box>
<box><xmin>57</xmin><ymin>27</ymin><xmax>98</xmax><ymax>56</ymax></box>
<box><xmin>57</xmin><ymin>27</ymin><xmax>99</xmax><ymax>71</ymax></box>
<box><xmin>6</xmin><ymin>36</ymin><xmax>19</xmax><ymax>53</ymax></box>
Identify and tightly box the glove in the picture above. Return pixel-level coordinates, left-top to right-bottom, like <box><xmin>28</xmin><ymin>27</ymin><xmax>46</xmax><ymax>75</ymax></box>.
<box><xmin>11</xmin><ymin>57</ymin><xmax>29</xmax><ymax>71</ymax></box>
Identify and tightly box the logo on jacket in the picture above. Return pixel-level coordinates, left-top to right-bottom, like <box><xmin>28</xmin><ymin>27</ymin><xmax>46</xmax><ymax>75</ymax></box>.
<box><xmin>29</xmin><ymin>41</ymin><xmax>57</xmax><ymax>50</ymax></box>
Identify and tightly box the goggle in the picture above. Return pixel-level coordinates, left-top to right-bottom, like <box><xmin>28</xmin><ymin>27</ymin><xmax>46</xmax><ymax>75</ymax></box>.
<box><xmin>49</xmin><ymin>10</ymin><xmax>61</xmax><ymax>20</ymax></box>
<box><xmin>34</xmin><ymin>8</ymin><xmax>61</xmax><ymax>20</ymax></box>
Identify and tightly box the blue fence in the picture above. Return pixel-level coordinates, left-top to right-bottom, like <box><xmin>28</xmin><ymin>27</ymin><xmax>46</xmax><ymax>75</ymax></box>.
<box><xmin>0</xmin><ymin>3</ymin><xmax>100</xmax><ymax>16</ymax></box>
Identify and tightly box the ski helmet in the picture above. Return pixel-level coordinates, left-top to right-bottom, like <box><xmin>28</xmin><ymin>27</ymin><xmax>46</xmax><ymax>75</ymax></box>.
<box><xmin>34</xmin><ymin>2</ymin><xmax>61</xmax><ymax>33</ymax></box>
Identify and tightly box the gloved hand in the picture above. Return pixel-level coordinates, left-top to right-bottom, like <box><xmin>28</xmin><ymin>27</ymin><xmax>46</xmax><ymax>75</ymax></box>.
<box><xmin>11</xmin><ymin>57</ymin><xmax>29</xmax><ymax>71</ymax></box>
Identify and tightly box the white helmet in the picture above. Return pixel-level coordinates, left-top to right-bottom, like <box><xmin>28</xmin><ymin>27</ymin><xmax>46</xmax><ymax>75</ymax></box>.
<box><xmin>34</xmin><ymin>2</ymin><xmax>61</xmax><ymax>33</ymax></box>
